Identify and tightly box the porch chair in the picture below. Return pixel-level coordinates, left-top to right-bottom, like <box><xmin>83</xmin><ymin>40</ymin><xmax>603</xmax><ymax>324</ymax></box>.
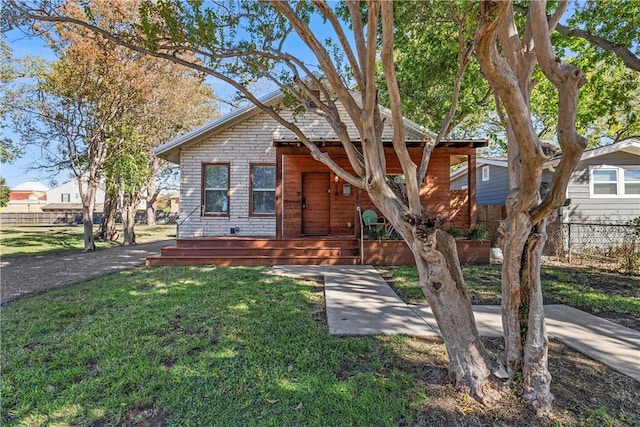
<box><xmin>362</xmin><ymin>209</ymin><xmax>386</xmax><ymax>231</ymax></box>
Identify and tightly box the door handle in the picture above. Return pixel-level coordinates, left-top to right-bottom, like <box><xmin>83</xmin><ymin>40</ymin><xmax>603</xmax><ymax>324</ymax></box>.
<box><xmin>302</xmin><ymin>197</ymin><xmax>306</xmax><ymax>209</ymax></box>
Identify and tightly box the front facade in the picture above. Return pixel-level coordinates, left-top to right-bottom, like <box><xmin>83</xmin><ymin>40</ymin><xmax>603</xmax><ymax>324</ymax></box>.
<box><xmin>156</xmin><ymin>93</ymin><xmax>484</xmax><ymax>242</ymax></box>
<box><xmin>557</xmin><ymin>139</ymin><xmax>640</xmax><ymax>223</ymax></box>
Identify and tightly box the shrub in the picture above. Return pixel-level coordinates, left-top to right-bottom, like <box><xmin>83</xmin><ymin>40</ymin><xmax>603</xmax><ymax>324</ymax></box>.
<box><xmin>466</xmin><ymin>224</ymin><xmax>489</xmax><ymax>241</ymax></box>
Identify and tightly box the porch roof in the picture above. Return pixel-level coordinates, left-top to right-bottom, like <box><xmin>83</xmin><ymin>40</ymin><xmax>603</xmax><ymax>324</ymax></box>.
<box><xmin>273</xmin><ymin>139</ymin><xmax>488</xmax><ymax>149</ymax></box>
<box><xmin>275</xmin><ymin>138</ymin><xmax>488</xmax><ymax>166</ymax></box>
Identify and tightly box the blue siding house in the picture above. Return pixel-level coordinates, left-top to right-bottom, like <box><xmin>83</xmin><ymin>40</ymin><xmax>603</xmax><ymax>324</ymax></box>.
<box><xmin>451</xmin><ymin>139</ymin><xmax>640</xmax><ymax>223</ymax></box>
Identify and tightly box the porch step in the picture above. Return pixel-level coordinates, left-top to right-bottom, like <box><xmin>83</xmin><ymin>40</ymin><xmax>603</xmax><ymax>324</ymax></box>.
<box><xmin>160</xmin><ymin>247</ymin><xmax>358</xmax><ymax>257</ymax></box>
<box><xmin>146</xmin><ymin>255</ymin><xmax>360</xmax><ymax>266</ymax></box>
<box><xmin>146</xmin><ymin>237</ymin><xmax>361</xmax><ymax>266</ymax></box>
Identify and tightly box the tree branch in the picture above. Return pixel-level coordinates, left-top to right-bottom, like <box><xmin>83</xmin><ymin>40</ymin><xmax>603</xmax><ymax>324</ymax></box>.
<box><xmin>380</xmin><ymin>1</ymin><xmax>419</xmax><ymax>214</ymax></box>
<box><xmin>555</xmin><ymin>22</ymin><xmax>640</xmax><ymax>72</ymax></box>
<box><xmin>529</xmin><ymin>0</ymin><xmax>587</xmax><ymax>224</ymax></box>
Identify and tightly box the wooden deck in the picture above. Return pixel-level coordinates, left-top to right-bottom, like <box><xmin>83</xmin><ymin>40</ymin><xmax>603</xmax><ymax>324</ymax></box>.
<box><xmin>146</xmin><ymin>237</ymin><xmax>490</xmax><ymax>266</ymax></box>
<box><xmin>146</xmin><ymin>237</ymin><xmax>360</xmax><ymax>266</ymax></box>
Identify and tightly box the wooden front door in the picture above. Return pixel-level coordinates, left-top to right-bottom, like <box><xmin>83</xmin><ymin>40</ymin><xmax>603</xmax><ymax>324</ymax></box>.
<box><xmin>302</xmin><ymin>172</ymin><xmax>330</xmax><ymax>235</ymax></box>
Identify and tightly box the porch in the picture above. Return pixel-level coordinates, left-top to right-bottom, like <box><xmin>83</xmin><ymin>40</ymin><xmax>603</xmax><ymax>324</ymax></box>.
<box><xmin>145</xmin><ymin>236</ymin><xmax>489</xmax><ymax>266</ymax></box>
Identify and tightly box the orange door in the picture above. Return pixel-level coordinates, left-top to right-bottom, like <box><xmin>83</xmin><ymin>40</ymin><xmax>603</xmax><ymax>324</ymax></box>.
<box><xmin>302</xmin><ymin>172</ymin><xmax>330</xmax><ymax>235</ymax></box>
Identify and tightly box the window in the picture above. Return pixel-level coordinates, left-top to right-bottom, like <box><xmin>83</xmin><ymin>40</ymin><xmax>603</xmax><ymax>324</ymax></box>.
<box><xmin>202</xmin><ymin>163</ymin><xmax>229</xmax><ymax>215</ymax></box>
<box><xmin>592</xmin><ymin>168</ymin><xmax>618</xmax><ymax>195</ymax></box>
<box><xmin>251</xmin><ymin>164</ymin><xmax>276</xmax><ymax>215</ymax></box>
<box><xmin>590</xmin><ymin>166</ymin><xmax>640</xmax><ymax>198</ymax></box>
<box><xmin>624</xmin><ymin>169</ymin><xmax>640</xmax><ymax>195</ymax></box>
<box><xmin>481</xmin><ymin>165</ymin><xmax>490</xmax><ymax>182</ymax></box>
<box><xmin>61</xmin><ymin>193</ymin><xmax>71</xmax><ymax>202</ymax></box>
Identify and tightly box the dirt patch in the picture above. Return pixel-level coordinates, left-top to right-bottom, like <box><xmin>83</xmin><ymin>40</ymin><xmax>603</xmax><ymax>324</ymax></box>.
<box><xmin>399</xmin><ymin>337</ymin><xmax>640</xmax><ymax>426</ymax></box>
<box><xmin>125</xmin><ymin>405</ymin><xmax>169</xmax><ymax>427</ymax></box>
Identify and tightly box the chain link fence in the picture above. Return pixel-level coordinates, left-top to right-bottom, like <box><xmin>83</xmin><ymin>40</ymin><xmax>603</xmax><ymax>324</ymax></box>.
<box><xmin>544</xmin><ymin>221</ymin><xmax>639</xmax><ymax>273</ymax></box>
<box><xmin>478</xmin><ymin>218</ymin><xmax>640</xmax><ymax>274</ymax></box>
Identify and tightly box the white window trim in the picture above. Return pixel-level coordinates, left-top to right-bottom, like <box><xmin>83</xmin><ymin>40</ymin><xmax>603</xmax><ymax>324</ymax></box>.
<box><xmin>481</xmin><ymin>165</ymin><xmax>490</xmax><ymax>182</ymax></box>
<box><xmin>589</xmin><ymin>165</ymin><xmax>640</xmax><ymax>198</ymax></box>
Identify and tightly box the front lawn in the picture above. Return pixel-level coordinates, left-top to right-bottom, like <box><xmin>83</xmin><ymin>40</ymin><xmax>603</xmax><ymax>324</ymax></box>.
<box><xmin>386</xmin><ymin>264</ymin><xmax>640</xmax><ymax>329</ymax></box>
<box><xmin>2</xmin><ymin>266</ymin><xmax>639</xmax><ymax>426</ymax></box>
<box><xmin>0</xmin><ymin>224</ymin><xmax>175</xmax><ymax>257</ymax></box>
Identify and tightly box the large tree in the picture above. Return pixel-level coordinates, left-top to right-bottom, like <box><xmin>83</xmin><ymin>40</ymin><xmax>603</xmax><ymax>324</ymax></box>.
<box><xmin>475</xmin><ymin>0</ymin><xmax>587</xmax><ymax>413</ymax></box>
<box><xmin>5</xmin><ymin>0</ymin><xmax>215</xmax><ymax>248</ymax></box>
<box><xmin>5</xmin><ymin>0</ymin><xmax>588</xmax><ymax>412</ymax></box>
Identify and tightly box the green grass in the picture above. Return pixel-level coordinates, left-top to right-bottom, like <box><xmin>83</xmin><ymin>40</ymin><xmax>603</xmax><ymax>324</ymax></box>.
<box><xmin>0</xmin><ymin>225</ymin><xmax>175</xmax><ymax>257</ymax></box>
<box><xmin>387</xmin><ymin>264</ymin><xmax>640</xmax><ymax>317</ymax></box>
<box><xmin>1</xmin><ymin>267</ymin><xmax>426</xmax><ymax>426</ymax></box>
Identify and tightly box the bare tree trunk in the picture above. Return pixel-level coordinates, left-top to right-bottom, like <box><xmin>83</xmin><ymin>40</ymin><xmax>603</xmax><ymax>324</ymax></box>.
<box><xmin>81</xmin><ymin>182</ymin><xmax>97</xmax><ymax>252</ymax></box>
<box><xmin>121</xmin><ymin>194</ymin><xmax>139</xmax><ymax>245</ymax></box>
<box><xmin>82</xmin><ymin>204</ymin><xmax>96</xmax><ymax>251</ymax></box>
<box><xmin>146</xmin><ymin>203</ymin><xmax>156</xmax><ymax>227</ymax></box>
<box><xmin>122</xmin><ymin>205</ymin><xmax>136</xmax><ymax>244</ymax></box>
<box><xmin>476</xmin><ymin>0</ymin><xmax>586</xmax><ymax>414</ymax></box>
<box><xmin>371</xmin><ymin>187</ymin><xmax>501</xmax><ymax>402</ymax></box>
<box><xmin>145</xmin><ymin>175</ymin><xmax>160</xmax><ymax>227</ymax></box>
<box><xmin>96</xmin><ymin>192</ymin><xmax>119</xmax><ymax>241</ymax></box>
<box><xmin>417</xmin><ymin>230</ymin><xmax>499</xmax><ymax>402</ymax></box>
<box><xmin>521</xmin><ymin>219</ymin><xmax>552</xmax><ymax>409</ymax></box>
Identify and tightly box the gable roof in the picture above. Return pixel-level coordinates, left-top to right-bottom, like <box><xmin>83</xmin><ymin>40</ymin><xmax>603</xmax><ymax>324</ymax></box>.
<box><xmin>11</xmin><ymin>181</ymin><xmax>49</xmax><ymax>192</ymax></box>
<box><xmin>546</xmin><ymin>138</ymin><xmax>640</xmax><ymax>167</ymax></box>
<box><xmin>153</xmin><ymin>89</ymin><xmax>433</xmax><ymax>164</ymax></box>
<box><xmin>449</xmin><ymin>158</ymin><xmax>508</xmax><ymax>181</ymax></box>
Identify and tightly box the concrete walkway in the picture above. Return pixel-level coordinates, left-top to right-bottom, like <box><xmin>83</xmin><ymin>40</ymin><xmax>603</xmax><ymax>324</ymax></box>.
<box><xmin>269</xmin><ymin>265</ymin><xmax>640</xmax><ymax>383</ymax></box>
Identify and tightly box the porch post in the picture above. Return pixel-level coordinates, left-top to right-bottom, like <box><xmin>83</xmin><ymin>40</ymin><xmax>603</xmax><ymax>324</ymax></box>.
<box><xmin>275</xmin><ymin>149</ymin><xmax>283</xmax><ymax>239</ymax></box>
<box><xmin>468</xmin><ymin>154</ymin><xmax>477</xmax><ymax>226</ymax></box>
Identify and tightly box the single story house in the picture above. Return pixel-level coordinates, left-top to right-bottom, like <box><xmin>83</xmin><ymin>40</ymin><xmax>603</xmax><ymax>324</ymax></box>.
<box><xmin>451</xmin><ymin>139</ymin><xmax>640</xmax><ymax>224</ymax></box>
<box><xmin>147</xmin><ymin>90</ymin><xmax>489</xmax><ymax>266</ymax></box>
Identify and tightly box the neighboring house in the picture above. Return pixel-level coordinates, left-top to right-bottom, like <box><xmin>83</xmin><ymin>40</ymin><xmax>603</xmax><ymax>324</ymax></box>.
<box><xmin>2</xmin><ymin>181</ymin><xmax>49</xmax><ymax>213</ymax></box>
<box><xmin>450</xmin><ymin>138</ymin><xmax>640</xmax><ymax>224</ymax></box>
<box><xmin>148</xmin><ymin>90</ymin><xmax>489</xmax><ymax>266</ymax></box>
<box><xmin>42</xmin><ymin>180</ymin><xmax>106</xmax><ymax>212</ymax></box>
<box><xmin>42</xmin><ymin>179</ymin><xmax>149</xmax><ymax>212</ymax></box>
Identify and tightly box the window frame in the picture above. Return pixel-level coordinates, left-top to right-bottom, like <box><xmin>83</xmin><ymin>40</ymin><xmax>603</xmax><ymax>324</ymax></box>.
<box><xmin>249</xmin><ymin>163</ymin><xmax>276</xmax><ymax>217</ymax></box>
<box><xmin>589</xmin><ymin>165</ymin><xmax>640</xmax><ymax>198</ymax></box>
<box><xmin>201</xmin><ymin>163</ymin><xmax>230</xmax><ymax>217</ymax></box>
<box><xmin>61</xmin><ymin>193</ymin><xmax>71</xmax><ymax>203</ymax></box>
<box><xmin>481</xmin><ymin>165</ymin><xmax>490</xmax><ymax>182</ymax></box>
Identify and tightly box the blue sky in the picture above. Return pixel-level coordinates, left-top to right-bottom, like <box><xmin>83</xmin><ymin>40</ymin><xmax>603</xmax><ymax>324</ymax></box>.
<box><xmin>1</xmin><ymin>12</ymin><xmax>329</xmax><ymax>189</ymax></box>
<box><xmin>2</xmin><ymin>30</ymin><xmax>60</xmax><ymax>189</ymax></box>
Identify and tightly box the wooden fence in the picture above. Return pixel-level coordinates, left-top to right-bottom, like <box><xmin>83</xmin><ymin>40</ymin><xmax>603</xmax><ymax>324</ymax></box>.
<box><xmin>0</xmin><ymin>212</ymin><xmax>83</xmax><ymax>225</ymax></box>
<box><xmin>476</xmin><ymin>204</ymin><xmax>506</xmax><ymax>246</ymax></box>
<box><xmin>0</xmin><ymin>211</ymin><xmax>178</xmax><ymax>225</ymax></box>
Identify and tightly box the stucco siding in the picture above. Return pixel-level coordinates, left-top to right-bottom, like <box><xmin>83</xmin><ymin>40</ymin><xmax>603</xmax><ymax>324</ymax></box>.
<box><xmin>563</xmin><ymin>151</ymin><xmax>640</xmax><ymax>223</ymax></box>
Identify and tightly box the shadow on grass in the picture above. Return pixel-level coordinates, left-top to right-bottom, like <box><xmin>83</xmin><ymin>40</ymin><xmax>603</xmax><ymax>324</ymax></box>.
<box><xmin>2</xmin><ymin>266</ymin><xmax>638</xmax><ymax>426</ymax></box>
<box><xmin>0</xmin><ymin>228</ymin><xmax>85</xmax><ymax>258</ymax></box>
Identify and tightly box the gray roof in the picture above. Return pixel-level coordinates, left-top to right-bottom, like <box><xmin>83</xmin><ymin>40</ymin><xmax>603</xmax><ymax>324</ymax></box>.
<box><xmin>153</xmin><ymin>89</ymin><xmax>432</xmax><ymax>164</ymax></box>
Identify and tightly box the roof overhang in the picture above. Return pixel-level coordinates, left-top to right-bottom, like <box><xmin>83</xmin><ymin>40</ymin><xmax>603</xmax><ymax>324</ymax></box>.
<box><xmin>273</xmin><ymin>139</ymin><xmax>488</xmax><ymax>149</ymax></box>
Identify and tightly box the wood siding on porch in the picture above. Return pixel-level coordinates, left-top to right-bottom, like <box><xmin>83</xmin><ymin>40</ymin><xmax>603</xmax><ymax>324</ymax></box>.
<box><xmin>277</xmin><ymin>146</ymin><xmax>478</xmax><ymax>239</ymax></box>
